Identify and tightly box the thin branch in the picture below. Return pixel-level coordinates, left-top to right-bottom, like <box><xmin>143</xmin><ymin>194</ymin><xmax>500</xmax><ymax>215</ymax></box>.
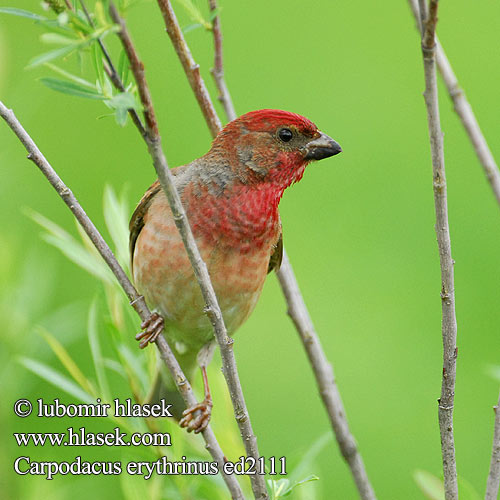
<box><xmin>108</xmin><ymin>4</ymin><xmax>266</xmax><ymax>498</ymax></box>
<box><xmin>486</xmin><ymin>391</ymin><xmax>500</xmax><ymax>500</ymax></box>
<box><xmin>276</xmin><ymin>251</ymin><xmax>376</xmax><ymax>500</ymax></box>
<box><xmin>0</xmin><ymin>100</ymin><xmax>245</xmax><ymax>500</ymax></box>
<box><xmin>418</xmin><ymin>2</ymin><xmax>459</xmax><ymax>499</ymax></box>
<box><xmin>156</xmin><ymin>0</ymin><xmax>222</xmax><ymax>137</ymax></box>
<box><xmin>408</xmin><ymin>0</ymin><xmax>500</xmax><ymax>207</ymax></box>
<box><xmin>208</xmin><ymin>0</ymin><xmax>236</xmax><ymax>122</ymax></box>
<box><xmin>154</xmin><ymin>1</ymin><xmax>377</xmax><ymax>498</ymax></box>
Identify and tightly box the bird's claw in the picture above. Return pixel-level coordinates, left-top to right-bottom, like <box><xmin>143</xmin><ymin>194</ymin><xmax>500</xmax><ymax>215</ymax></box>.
<box><xmin>136</xmin><ymin>312</ymin><xmax>164</xmax><ymax>349</ymax></box>
<box><xmin>179</xmin><ymin>397</ymin><xmax>213</xmax><ymax>434</ymax></box>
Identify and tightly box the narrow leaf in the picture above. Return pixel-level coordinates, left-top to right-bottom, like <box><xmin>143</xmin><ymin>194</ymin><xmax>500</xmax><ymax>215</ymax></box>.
<box><xmin>38</xmin><ymin>327</ymin><xmax>96</xmax><ymax>396</ymax></box>
<box><xmin>0</xmin><ymin>7</ymin><xmax>47</xmax><ymax>21</ymax></box>
<box><xmin>40</xmin><ymin>33</ymin><xmax>78</xmax><ymax>45</ymax></box>
<box><xmin>414</xmin><ymin>470</ymin><xmax>445</xmax><ymax>500</ymax></box>
<box><xmin>91</xmin><ymin>43</ymin><xmax>105</xmax><ymax>88</ymax></box>
<box><xmin>88</xmin><ymin>300</ymin><xmax>110</xmax><ymax>400</ymax></box>
<box><xmin>27</xmin><ymin>210</ymin><xmax>114</xmax><ymax>284</ymax></box>
<box><xmin>117</xmin><ymin>49</ymin><xmax>130</xmax><ymax>86</ymax></box>
<box><xmin>107</xmin><ymin>91</ymin><xmax>138</xmax><ymax>110</ymax></box>
<box><xmin>19</xmin><ymin>357</ymin><xmax>96</xmax><ymax>405</ymax></box>
<box><xmin>40</xmin><ymin>77</ymin><xmax>105</xmax><ymax>100</ymax></box>
<box><xmin>44</xmin><ymin>63</ymin><xmax>96</xmax><ymax>89</ymax></box>
<box><xmin>27</xmin><ymin>44</ymin><xmax>77</xmax><ymax>68</ymax></box>
<box><xmin>103</xmin><ymin>186</ymin><xmax>129</xmax><ymax>267</ymax></box>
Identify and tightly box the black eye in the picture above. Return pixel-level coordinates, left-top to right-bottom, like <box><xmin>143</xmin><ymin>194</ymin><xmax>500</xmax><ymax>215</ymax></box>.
<box><xmin>278</xmin><ymin>128</ymin><xmax>293</xmax><ymax>142</ymax></box>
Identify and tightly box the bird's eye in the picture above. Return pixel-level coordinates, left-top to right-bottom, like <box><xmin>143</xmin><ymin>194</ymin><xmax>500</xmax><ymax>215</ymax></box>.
<box><xmin>278</xmin><ymin>128</ymin><xmax>293</xmax><ymax>143</ymax></box>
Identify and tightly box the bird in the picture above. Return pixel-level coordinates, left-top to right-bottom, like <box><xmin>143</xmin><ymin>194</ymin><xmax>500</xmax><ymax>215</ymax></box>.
<box><xmin>130</xmin><ymin>109</ymin><xmax>341</xmax><ymax>432</ymax></box>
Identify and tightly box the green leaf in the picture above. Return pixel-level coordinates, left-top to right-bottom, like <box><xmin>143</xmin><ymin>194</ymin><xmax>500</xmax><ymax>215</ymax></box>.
<box><xmin>88</xmin><ymin>300</ymin><xmax>110</xmax><ymax>400</ymax></box>
<box><xmin>27</xmin><ymin>44</ymin><xmax>77</xmax><ymax>68</ymax></box>
<box><xmin>19</xmin><ymin>357</ymin><xmax>96</xmax><ymax>405</ymax></box>
<box><xmin>174</xmin><ymin>0</ymin><xmax>211</xmax><ymax>30</ymax></box>
<box><xmin>117</xmin><ymin>49</ymin><xmax>130</xmax><ymax>87</ymax></box>
<box><xmin>116</xmin><ymin>344</ymin><xmax>149</xmax><ymax>397</ymax></box>
<box><xmin>269</xmin><ymin>474</ymin><xmax>319</xmax><ymax>499</ymax></box>
<box><xmin>103</xmin><ymin>358</ymin><xmax>127</xmax><ymax>378</ymax></box>
<box><xmin>95</xmin><ymin>1</ymin><xmax>107</xmax><ymax>27</ymax></box>
<box><xmin>28</xmin><ymin>25</ymin><xmax>118</xmax><ymax>68</ymax></box>
<box><xmin>414</xmin><ymin>470</ymin><xmax>444</xmax><ymax>500</ymax></box>
<box><xmin>0</xmin><ymin>7</ymin><xmax>47</xmax><ymax>21</ymax></box>
<box><xmin>40</xmin><ymin>32</ymin><xmax>79</xmax><ymax>45</ymax></box>
<box><xmin>91</xmin><ymin>43</ymin><xmax>106</xmax><ymax>88</ymax></box>
<box><xmin>288</xmin><ymin>432</ymin><xmax>331</xmax><ymax>483</ymax></box>
<box><xmin>103</xmin><ymin>186</ymin><xmax>130</xmax><ymax>267</ymax></box>
<box><xmin>106</xmin><ymin>92</ymin><xmax>140</xmax><ymax>127</ymax></box>
<box><xmin>485</xmin><ymin>364</ymin><xmax>500</xmax><ymax>382</ymax></box>
<box><xmin>44</xmin><ymin>63</ymin><xmax>96</xmax><ymax>89</ymax></box>
<box><xmin>115</xmin><ymin>106</ymin><xmax>128</xmax><ymax>126</ymax></box>
<box><xmin>106</xmin><ymin>91</ymin><xmax>139</xmax><ymax>110</ymax></box>
<box><xmin>38</xmin><ymin>327</ymin><xmax>96</xmax><ymax>397</ymax></box>
<box><xmin>27</xmin><ymin>210</ymin><xmax>114</xmax><ymax>285</ymax></box>
<box><xmin>183</xmin><ymin>23</ymin><xmax>203</xmax><ymax>34</ymax></box>
<box><xmin>40</xmin><ymin>77</ymin><xmax>105</xmax><ymax>100</ymax></box>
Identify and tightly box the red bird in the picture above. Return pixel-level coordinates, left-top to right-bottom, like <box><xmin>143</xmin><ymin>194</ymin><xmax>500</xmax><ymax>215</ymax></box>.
<box><xmin>130</xmin><ymin>109</ymin><xmax>341</xmax><ymax>432</ymax></box>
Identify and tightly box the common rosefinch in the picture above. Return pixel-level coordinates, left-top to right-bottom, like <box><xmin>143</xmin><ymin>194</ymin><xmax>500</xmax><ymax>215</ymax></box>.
<box><xmin>130</xmin><ymin>109</ymin><xmax>341</xmax><ymax>432</ymax></box>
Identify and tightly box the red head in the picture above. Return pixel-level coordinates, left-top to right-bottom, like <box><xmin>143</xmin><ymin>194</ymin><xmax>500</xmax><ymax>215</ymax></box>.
<box><xmin>206</xmin><ymin>109</ymin><xmax>342</xmax><ymax>191</ymax></box>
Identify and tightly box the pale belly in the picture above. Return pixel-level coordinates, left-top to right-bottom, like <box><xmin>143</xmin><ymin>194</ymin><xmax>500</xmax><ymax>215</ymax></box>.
<box><xmin>133</xmin><ymin>203</ymin><xmax>275</xmax><ymax>350</ymax></box>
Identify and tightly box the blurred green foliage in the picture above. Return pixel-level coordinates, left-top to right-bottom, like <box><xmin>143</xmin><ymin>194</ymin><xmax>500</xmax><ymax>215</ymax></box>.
<box><xmin>1</xmin><ymin>0</ymin><xmax>499</xmax><ymax>498</ymax></box>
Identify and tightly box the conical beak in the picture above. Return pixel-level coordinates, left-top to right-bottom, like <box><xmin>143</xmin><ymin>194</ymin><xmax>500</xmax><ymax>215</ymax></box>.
<box><xmin>303</xmin><ymin>132</ymin><xmax>342</xmax><ymax>161</ymax></box>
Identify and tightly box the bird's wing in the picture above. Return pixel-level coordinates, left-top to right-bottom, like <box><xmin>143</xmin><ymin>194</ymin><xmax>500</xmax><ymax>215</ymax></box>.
<box><xmin>129</xmin><ymin>166</ymin><xmax>190</xmax><ymax>274</ymax></box>
<box><xmin>267</xmin><ymin>230</ymin><xmax>283</xmax><ymax>274</ymax></box>
<box><xmin>129</xmin><ymin>180</ymin><xmax>162</xmax><ymax>274</ymax></box>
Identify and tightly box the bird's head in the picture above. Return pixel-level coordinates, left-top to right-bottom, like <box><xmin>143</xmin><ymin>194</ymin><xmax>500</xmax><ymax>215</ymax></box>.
<box><xmin>207</xmin><ymin>109</ymin><xmax>342</xmax><ymax>191</ymax></box>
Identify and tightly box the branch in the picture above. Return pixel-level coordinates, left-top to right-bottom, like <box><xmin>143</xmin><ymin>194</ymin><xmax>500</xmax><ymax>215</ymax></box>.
<box><xmin>276</xmin><ymin>251</ymin><xmax>376</xmax><ymax>500</ymax></box>
<box><xmin>154</xmin><ymin>1</ymin><xmax>377</xmax><ymax>498</ymax></box>
<box><xmin>0</xmin><ymin>101</ymin><xmax>245</xmax><ymax>500</ymax></box>
<box><xmin>156</xmin><ymin>0</ymin><xmax>222</xmax><ymax>136</ymax></box>
<box><xmin>486</xmin><ymin>391</ymin><xmax>500</xmax><ymax>500</ymax></box>
<box><xmin>208</xmin><ymin>0</ymin><xmax>237</xmax><ymax>122</ymax></box>
<box><xmin>418</xmin><ymin>2</ymin><xmax>459</xmax><ymax>499</ymax></box>
<box><xmin>108</xmin><ymin>4</ymin><xmax>266</xmax><ymax>498</ymax></box>
<box><xmin>408</xmin><ymin>0</ymin><xmax>500</xmax><ymax>207</ymax></box>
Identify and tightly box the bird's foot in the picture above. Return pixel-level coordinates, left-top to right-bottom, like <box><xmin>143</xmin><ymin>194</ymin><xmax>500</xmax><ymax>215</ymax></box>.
<box><xmin>179</xmin><ymin>397</ymin><xmax>213</xmax><ymax>434</ymax></box>
<box><xmin>136</xmin><ymin>312</ymin><xmax>164</xmax><ymax>349</ymax></box>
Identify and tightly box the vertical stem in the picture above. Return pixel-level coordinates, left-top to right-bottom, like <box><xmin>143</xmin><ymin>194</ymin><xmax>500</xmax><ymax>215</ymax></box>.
<box><xmin>156</xmin><ymin>0</ymin><xmax>222</xmax><ymax>137</ymax></box>
<box><xmin>485</xmin><ymin>392</ymin><xmax>500</xmax><ymax>500</ymax></box>
<box><xmin>276</xmin><ymin>252</ymin><xmax>376</xmax><ymax>500</ymax></box>
<box><xmin>419</xmin><ymin>2</ymin><xmax>459</xmax><ymax>499</ymax></box>
<box><xmin>208</xmin><ymin>0</ymin><xmax>237</xmax><ymax>122</ymax></box>
<box><xmin>408</xmin><ymin>0</ymin><xmax>500</xmax><ymax>207</ymax></box>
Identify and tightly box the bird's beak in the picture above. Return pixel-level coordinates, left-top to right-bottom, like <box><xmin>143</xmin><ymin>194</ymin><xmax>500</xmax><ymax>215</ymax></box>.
<box><xmin>303</xmin><ymin>132</ymin><xmax>342</xmax><ymax>161</ymax></box>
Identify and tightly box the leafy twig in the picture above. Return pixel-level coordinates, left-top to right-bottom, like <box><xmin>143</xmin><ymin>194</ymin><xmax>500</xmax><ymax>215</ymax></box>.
<box><xmin>0</xmin><ymin>100</ymin><xmax>245</xmax><ymax>500</ymax></box>
<box><xmin>408</xmin><ymin>0</ymin><xmax>500</xmax><ymax>207</ymax></box>
<box><xmin>417</xmin><ymin>2</ymin><xmax>459</xmax><ymax>499</ymax></box>
<box><xmin>108</xmin><ymin>2</ymin><xmax>265</xmax><ymax>498</ymax></box>
<box><xmin>485</xmin><ymin>391</ymin><xmax>500</xmax><ymax>500</ymax></box>
<box><xmin>79</xmin><ymin>0</ymin><xmax>147</xmax><ymax>139</ymax></box>
<box><xmin>207</xmin><ymin>0</ymin><xmax>236</xmax><ymax>122</ymax></box>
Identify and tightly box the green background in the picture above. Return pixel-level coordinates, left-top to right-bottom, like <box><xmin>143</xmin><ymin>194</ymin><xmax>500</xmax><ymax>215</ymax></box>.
<box><xmin>1</xmin><ymin>0</ymin><xmax>499</xmax><ymax>498</ymax></box>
